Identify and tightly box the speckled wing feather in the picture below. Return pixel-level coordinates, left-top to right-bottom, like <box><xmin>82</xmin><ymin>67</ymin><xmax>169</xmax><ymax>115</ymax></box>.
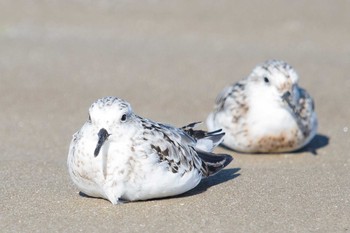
<box><xmin>137</xmin><ymin>117</ymin><xmax>232</xmax><ymax>177</ymax></box>
<box><xmin>181</xmin><ymin>122</ymin><xmax>225</xmax><ymax>150</ymax></box>
<box><xmin>213</xmin><ymin>80</ymin><xmax>248</xmax><ymax>124</ymax></box>
<box><xmin>294</xmin><ymin>87</ymin><xmax>316</xmax><ymax>137</ymax></box>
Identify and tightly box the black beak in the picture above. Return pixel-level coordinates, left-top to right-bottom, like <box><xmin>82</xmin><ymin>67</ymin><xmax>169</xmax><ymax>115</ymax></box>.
<box><xmin>282</xmin><ymin>91</ymin><xmax>296</xmax><ymax>112</ymax></box>
<box><xmin>94</xmin><ymin>128</ymin><xmax>110</xmax><ymax>157</ymax></box>
<box><xmin>282</xmin><ymin>91</ymin><xmax>291</xmax><ymax>101</ymax></box>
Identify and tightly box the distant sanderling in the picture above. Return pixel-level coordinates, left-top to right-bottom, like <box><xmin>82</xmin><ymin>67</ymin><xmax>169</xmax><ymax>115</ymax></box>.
<box><xmin>206</xmin><ymin>59</ymin><xmax>318</xmax><ymax>153</ymax></box>
<box><xmin>68</xmin><ymin>96</ymin><xmax>233</xmax><ymax>204</ymax></box>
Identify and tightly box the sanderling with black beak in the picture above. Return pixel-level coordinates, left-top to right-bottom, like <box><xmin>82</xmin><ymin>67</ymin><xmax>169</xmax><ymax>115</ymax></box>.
<box><xmin>207</xmin><ymin>59</ymin><xmax>317</xmax><ymax>153</ymax></box>
<box><xmin>68</xmin><ymin>96</ymin><xmax>233</xmax><ymax>204</ymax></box>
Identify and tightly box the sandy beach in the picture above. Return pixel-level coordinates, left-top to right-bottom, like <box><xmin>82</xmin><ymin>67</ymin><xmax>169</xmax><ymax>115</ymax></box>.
<box><xmin>1</xmin><ymin>1</ymin><xmax>350</xmax><ymax>232</ymax></box>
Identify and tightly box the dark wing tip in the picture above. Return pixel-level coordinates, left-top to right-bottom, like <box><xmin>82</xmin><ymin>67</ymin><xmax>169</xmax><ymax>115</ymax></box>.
<box><xmin>196</xmin><ymin>150</ymin><xmax>234</xmax><ymax>176</ymax></box>
<box><xmin>221</xmin><ymin>153</ymin><xmax>233</xmax><ymax>167</ymax></box>
<box><xmin>208</xmin><ymin>128</ymin><xmax>222</xmax><ymax>133</ymax></box>
<box><xmin>182</xmin><ymin>121</ymin><xmax>202</xmax><ymax>129</ymax></box>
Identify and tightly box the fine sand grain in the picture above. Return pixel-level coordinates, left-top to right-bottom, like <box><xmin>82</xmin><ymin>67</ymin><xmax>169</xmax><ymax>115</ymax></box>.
<box><xmin>1</xmin><ymin>1</ymin><xmax>349</xmax><ymax>232</ymax></box>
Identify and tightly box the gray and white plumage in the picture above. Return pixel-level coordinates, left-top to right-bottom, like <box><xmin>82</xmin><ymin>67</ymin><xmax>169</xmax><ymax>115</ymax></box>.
<box><xmin>206</xmin><ymin>59</ymin><xmax>318</xmax><ymax>153</ymax></box>
<box><xmin>68</xmin><ymin>96</ymin><xmax>233</xmax><ymax>204</ymax></box>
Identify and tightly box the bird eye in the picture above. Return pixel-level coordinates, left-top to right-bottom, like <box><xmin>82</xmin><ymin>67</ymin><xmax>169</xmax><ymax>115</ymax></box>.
<box><xmin>121</xmin><ymin>114</ymin><xmax>127</xmax><ymax>122</ymax></box>
<box><xmin>264</xmin><ymin>77</ymin><xmax>270</xmax><ymax>83</ymax></box>
<box><xmin>88</xmin><ymin>114</ymin><xmax>91</xmax><ymax>122</ymax></box>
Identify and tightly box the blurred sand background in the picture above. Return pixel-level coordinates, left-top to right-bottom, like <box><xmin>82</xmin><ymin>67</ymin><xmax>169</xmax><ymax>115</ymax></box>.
<box><xmin>1</xmin><ymin>1</ymin><xmax>350</xmax><ymax>232</ymax></box>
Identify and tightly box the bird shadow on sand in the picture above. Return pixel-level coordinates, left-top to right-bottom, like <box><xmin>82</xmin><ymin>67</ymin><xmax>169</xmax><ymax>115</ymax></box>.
<box><xmin>79</xmin><ymin>192</ymin><xmax>104</xmax><ymax>200</ymax></box>
<box><xmin>176</xmin><ymin>168</ymin><xmax>241</xmax><ymax>198</ymax></box>
<box><xmin>293</xmin><ymin>134</ymin><xmax>329</xmax><ymax>155</ymax></box>
<box><xmin>219</xmin><ymin>134</ymin><xmax>329</xmax><ymax>156</ymax></box>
